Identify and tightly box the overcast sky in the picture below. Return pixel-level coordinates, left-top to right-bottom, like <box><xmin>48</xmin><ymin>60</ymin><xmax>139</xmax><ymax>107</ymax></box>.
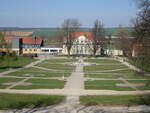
<box><xmin>0</xmin><ymin>0</ymin><xmax>137</xmax><ymax>28</ymax></box>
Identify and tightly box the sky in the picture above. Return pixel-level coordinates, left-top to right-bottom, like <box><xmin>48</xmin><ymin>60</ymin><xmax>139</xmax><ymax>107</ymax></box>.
<box><xmin>0</xmin><ymin>0</ymin><xmax>137</xmax><ymax>28</ymax></box>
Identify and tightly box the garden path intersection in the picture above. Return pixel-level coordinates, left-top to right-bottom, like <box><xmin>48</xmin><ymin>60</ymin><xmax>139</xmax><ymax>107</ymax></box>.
<box><xmin>0</xmin><ymin>57</ymin><xmax>150</xmax><ymax>113</ymax></box>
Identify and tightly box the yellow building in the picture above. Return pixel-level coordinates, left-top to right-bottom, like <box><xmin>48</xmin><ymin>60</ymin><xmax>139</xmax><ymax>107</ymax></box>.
<box><xmin>4</xmin><ymin>36</ymin><xmax>44</xmax><ymax>54</ymax></box>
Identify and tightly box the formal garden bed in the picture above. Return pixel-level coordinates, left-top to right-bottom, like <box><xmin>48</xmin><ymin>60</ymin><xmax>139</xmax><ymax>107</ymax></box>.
<box><xmin>12</xmin><ymin>78</ymin><xmax>66</xmax><ymax>89</ymax></box>
<box><xmin>7</xmin><ymin>67</ymin><xmax>71</xmax><ymax>77</ymax></box>
<box><xmin>0</xmin><ymin>56</ymin><xmax>36</xmax><ymax>73</ymax></box>
<box><xmin>84</xmin><ymin>59</ymin><xmax>121</xmax><ymax>64</ymax></box>
<box><xmin>43</xmin><ymin>59</ymin><xmax>78</xmax><ymax>63</ymax></box>
<box><xmin>80</xmin><ymin>95</ymin><xmax>150</xmax><ymax>106</ymax></box>
<box><xmin>0</xmin><ymin>93</ymin><xmax>65</xmax><ymax>109</ymax></box>
<box><xmin>0</xmin><ymin>77</ymin><xmax>23</xmax><ymax>89</ymax></box>
<box><xmin>84</xmin><ymin>64</ymin><xmax>128</xmax><ymax>72</ymax></box>
<box><xmin>37</xmin><ymin>63</ymin><xmax>75</xmax><ymax>71</ymax></box>
<box><xmin>127</xmin><ymin>80</ymin><xmax>150</xmax><ymax>90</ymax></box>
<box><xmin>85</xmin><ymin>73</ymin><xmax>150</xmax><ymax>79</ymax></box>
<box><xmin>85</xmin><ymin>80</ymin><xmax>134</xmax><ymax>91</ymax></box>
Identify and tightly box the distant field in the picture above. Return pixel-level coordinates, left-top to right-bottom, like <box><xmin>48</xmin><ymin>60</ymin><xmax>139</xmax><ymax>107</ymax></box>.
<box><xmin>31</xmin><ymin>27</ymin><xmax>133</xmax><ymax>37</ymax></box>
<box><xmin>0</xmin><ymin>27</ymin><xmax>133</xmax><ymax>37</ymax></box>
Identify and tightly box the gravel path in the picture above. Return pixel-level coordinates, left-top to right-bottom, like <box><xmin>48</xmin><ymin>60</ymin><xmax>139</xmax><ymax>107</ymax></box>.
<box><xmin>6</xmin><ymin>77</ymin><xmax>31</xmax><ymax>89</ymax></box>
<box><xmin>64</xmin><ymin>58</ymin><xmax>84</xmax><ymax>105</ymax></box>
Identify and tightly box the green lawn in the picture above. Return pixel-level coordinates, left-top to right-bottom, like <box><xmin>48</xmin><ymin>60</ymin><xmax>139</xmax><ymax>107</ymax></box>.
<box><xmin>107</xmin><ymin>69</ymin><xmax>135</xmax><ymax>73</ymax></box>
<box><xmin>0</xmin><ymin>77</ymin><xmax>23</xmax><ymax>89</ymax></box>
<box><xmin>128</xmin><ymin>80</ymin><xmax>150</xmax><ymax>90</ymax></box>
<box><xmin>7</xmin><ymin>67</ymin><xmax>71</xmax><ymax>77</ymax></box>
<box><xmin>0</xmin><ymin>68</ymin><xmax>9</xmax><ymax>73</ymax></box>
<box><xmin>37</xmin><ymin>63</ymin><xmax>75</xmax><ymax>71</ymax></box>
<box><xmin>85</xmin><ymin>73</ymin><xmax>150</xmax><ymax>79</ymax></box>
<box><xmin>43</xmin><ymin>59</ymin><xmax>78</xmax><ymax>63</ymax></box>
<box><xmin>84</xmin><ymin>59</ymin><xmax>120</xmax><ymax>64</ymax></box>
<box><xmin>84</xmin><ymin>65</ymin><xmax>127</xmax><ymax>72</ymax></box>
<box><xmin>0</xmin><ymin>56</ymin><xmax>36</xmax><ymax>73</ymax></box>
<box><xmin>12</xmin><ymin>79</ymin><xmax>66</xmax><ymax>89</ymax></box>
<box><xmin>85</xmin><ymin>73</ymin><xmax>121</xmax><ymax>78</ymax></box>
<box><xmin>0</xmin><ymin>93</ymin><xmax>65</xmax><ymax>109</ymax></box>
<box><xmin>85</xmin><ymin>80</ymin><xmax>133</xmax><ymax>91</ymax></box>
<box><xmin>80</xmin><ymin>95</ymin><xmax>150</xmax><ymax>106</ymax></box>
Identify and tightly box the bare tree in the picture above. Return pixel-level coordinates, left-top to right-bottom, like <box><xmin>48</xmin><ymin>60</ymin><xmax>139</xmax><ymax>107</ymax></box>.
<box><xmin>0</xmin><ymin>32</ymin><xmax>7</xmax><ymax>48</ymax></box>
<box><xmin>61</xmin><ymin>19</ymin><xmax>81</xmax><ymax>55</ymax></box>
<box><xmin>92</xmin><ymin>19</ymin><xmax>105</xmax><ymax>56</ymax></box>
<box><xmin>116</xmin><ymin>25</ymin><xmax>133</xmax><ymax>56</ymax></box>
<box><xmin>132</xmin><ymin>0</ymin><xmax>150</xmax><ymax>71</ymax></box>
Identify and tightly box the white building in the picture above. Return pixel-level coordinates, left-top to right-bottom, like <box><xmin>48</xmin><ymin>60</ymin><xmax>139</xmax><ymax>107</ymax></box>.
<box><xmin>62</xmin><ymin>32</ymin><xmax>124</xmax><ymax>56</ymax></box>
<box><xmin>63</xmin><ymin>32</ymin><xmax>101</xmax><ymax>55</ymax></box>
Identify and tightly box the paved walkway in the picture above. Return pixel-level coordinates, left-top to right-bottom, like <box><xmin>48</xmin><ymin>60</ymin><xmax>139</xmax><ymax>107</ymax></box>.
<box><xmin>0</xmin><ymin>89</ymin><xmax>150</xmax><ymax>96</ymax></box>
<box><xmin>64</xmin><ymin>58</ymin><xmax>84</xmax><ymax>105</ymax></box>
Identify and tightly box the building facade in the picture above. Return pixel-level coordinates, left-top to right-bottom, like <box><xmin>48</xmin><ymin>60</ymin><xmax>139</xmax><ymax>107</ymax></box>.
<box><xmin>63</xmin><ymin>32</ymin><xmax>101</xmax><ymax>55</ymax></box>
<box><xmin>4</xmin><ymin>36</ymin><xmax>43</xmax><ymax>54</ymax></box>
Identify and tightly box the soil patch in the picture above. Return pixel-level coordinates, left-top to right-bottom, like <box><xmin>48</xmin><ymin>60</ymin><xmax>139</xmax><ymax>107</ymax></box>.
<box><xmin>116</xmin><ymin>83</ymin><xmax>145</xmax><ymax>87</ymax></box>
<box><xmin>19</xmin><ymin>82</ymin><xmax>33</xmax><ymax>86</ymax></box>
<box><xmin>2</xmin><ymin>82</ymin><xmax>16</xmax><ymax>86</ymax></box>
